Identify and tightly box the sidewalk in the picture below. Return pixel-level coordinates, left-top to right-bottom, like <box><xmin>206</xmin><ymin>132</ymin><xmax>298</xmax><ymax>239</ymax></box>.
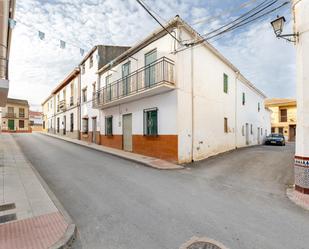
<box><xmin>0</xmin><ymin>134</ymin><xmax>76</xmax><ymax>249</ymax></box>
<box><xmin>287</xmin><ymin>187</ymin><xmax>309</xmax><ymax>211</ymax></box>
<box><xmin>41</xmin><ymin>132</ymin><xmax>183</xmax><ymax>170</ymax></box>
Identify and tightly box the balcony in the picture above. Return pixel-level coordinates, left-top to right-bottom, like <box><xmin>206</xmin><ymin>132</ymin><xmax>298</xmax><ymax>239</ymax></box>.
<box><xmin>57</xmin><ymin>100</ymin><xmax>66</xmax><ymax>111</ymax></box>
<box><xmin>2</xmin><ymin>112</ymin><xmax>16</xmax><ymax>118</ymax></box>
<box><xmin>92</xmin><ymin>57</ymin><xmax>175</xmax><ymax>109</ymax></box>
<box><xmin>19</xmin><ymin>113</ymin><xmax>25</xmax><ymax>118</ymax></box>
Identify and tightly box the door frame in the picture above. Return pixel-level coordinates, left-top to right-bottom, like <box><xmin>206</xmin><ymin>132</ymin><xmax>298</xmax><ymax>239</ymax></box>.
<box><xmin>122</xmin><ymin>113</ymin><xmax>133</xmax><ymax>152</ymax></box>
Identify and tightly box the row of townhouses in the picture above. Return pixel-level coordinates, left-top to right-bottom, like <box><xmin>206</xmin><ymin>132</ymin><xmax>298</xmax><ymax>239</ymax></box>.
<box><xmin>42</xmin><ymin>16</ymin><xmax>271</xmax><ymax>164</ymax></box>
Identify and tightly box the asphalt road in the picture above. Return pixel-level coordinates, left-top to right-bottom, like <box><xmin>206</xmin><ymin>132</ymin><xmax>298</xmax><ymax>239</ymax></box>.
<box><xmin>13</xmin><ymin>133</ymin><xmax>309</xmax><ymax>249</ymax></box>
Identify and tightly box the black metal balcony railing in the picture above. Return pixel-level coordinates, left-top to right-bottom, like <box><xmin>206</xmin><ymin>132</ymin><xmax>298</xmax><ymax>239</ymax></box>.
<box><xmin>92</xmin><ymin>57</ymin><xmax>175</xmax><ymax>108</ymax></box>
<box><xmin>57</xmin><ymin>100</ymin><xmax>66</xmax><ymax>112</ymax></box>
<box><xmin>2</xmin><ymin>112</ymin><xmax>16</xmax><ymax>118</ymax></box>
<box><xmin>19</xmin><ymin>113</ymin><xmax>25</xmax><ymax>118</ymax></box>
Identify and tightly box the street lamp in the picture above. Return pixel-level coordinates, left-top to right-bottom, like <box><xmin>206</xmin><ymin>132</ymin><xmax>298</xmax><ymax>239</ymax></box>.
<box><xmin>270</xmin><ymin>16</ymin><xmax>298</xmax><ymax>43</ymax></box>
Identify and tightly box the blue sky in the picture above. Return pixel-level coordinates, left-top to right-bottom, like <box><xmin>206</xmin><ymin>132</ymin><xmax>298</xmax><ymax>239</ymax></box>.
<box><xmin>9</xmin><ymin>0</ymin><xmax>294</xmax><ymax>110</ymax></box>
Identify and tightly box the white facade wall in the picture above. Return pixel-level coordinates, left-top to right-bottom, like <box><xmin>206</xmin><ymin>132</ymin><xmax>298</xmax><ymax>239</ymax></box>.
<box><xmin>236</xmin><ymin>79</ymin><xmax>271</xmax><ymax>148</ymax></box>
<box><xmin>100</xmin><ymin>91</ymin><xmax>177</xmax><ymax>136</ymax></box>
<box><xmin>95</xmin><ymin>26</ymin><xmax>271</xmax><ymax>163</ymax></box>
<box><xmin>80</xmin><ymin>49</ymin><xmax>100</xmax><ymax>133</ymax></box>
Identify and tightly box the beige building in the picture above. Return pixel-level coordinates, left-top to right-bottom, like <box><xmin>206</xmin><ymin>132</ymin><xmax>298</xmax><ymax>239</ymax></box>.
<box><xmin>1</xmin><ymin>98</ymin><xmax>31</xmax><ymax>132</ymax></box>
<box><xmin>265</xmin><ymin>98</ymin><xmax>297</xmax><ymax>141</ymax></box>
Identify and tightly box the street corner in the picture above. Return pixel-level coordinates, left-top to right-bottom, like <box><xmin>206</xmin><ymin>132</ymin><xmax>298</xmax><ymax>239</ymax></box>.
<box><xmin>287</xmin><ymin>186</ymin><xmax>309</xmax><ymax>211</ymax></box>
<box><xmin>179</xmin><ymin>236</ymin><xmax>230</xmax><ymax>249</ymax></box>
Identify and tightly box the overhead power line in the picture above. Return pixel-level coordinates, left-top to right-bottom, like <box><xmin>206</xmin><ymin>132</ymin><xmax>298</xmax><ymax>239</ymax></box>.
<box><xmin>191</xmin><ymin>0</ymin><xmax>258</xmax><ymax>26</ymax></box>
<box><xmin>186</xmin><ymin>0</ymin><xmax>288</xmax><ymax>46</ymax></box>
<box><xmin>135</xmin><ymin>0</ymin><xmax>184</xmax><ymax>46</ymax></box>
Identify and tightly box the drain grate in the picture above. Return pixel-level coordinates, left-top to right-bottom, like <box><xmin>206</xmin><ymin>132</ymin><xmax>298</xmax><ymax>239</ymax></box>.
<box><xmin>0</xmin><ymin>213</ymin><xmax>17</xmax><ymax>224</ymax></box>
<box><xmin>187</xmin><ymin>241</ymin><xmax>222</xmax><ymax>249</ymax></box>
<box><xmin>180</xmin><ymin>237</ymin><xmax>229</xmax><ymax>249</ymax></box>
<box><xmin>0</xmin><ymin>203</ymin><xmax>16</xmax><ymax>212</ymax></box>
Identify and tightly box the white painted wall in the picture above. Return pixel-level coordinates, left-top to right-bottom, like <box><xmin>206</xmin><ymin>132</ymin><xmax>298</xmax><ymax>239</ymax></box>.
<box><xmin>99</xmin><ymin>91</ymin><xmax>177</xmax><ymax>135</ymax></box>
<box><xmin>80</xmin><ymin>49</ymin><xmax>100</xmax><ymax>132</ymax></box>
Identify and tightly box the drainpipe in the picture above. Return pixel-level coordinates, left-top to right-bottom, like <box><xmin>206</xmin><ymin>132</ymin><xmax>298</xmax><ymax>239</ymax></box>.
<box><xmin>235</xmin><ymin>71</ymin><xmax>240</xmax><ymax>149</ymax></box>
<box><xmin>190</xmin><ymin>45</ymin><xmax>195</xmax><ymax>162</ymax></box>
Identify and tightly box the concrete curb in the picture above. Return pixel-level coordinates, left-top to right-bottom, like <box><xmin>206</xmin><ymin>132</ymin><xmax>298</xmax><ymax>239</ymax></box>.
<box><xmin>287</xmin><ymin>187</ymin><xmax>309</xmax><ymax>211</ymax></box>
<box><xmin>39</xmin><ymin>132</ymin><xmax>183</xmax><ymax>170</ymax></box>
<box><xmin>12</xmin><ymin>135</ymin><xmax>77</xmax><ymax>249</ymax></box>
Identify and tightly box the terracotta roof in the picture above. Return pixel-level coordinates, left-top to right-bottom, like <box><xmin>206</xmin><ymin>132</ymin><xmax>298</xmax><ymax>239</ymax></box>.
<box><xmin>265</xmin><ymin>98</ymin><xmax>297</xmax><ymax>106</ymax></box>
<box><xmin>7</xmin><ymin>98</ymin><xmax>29</xmax><ymax>106</ymax></box>
<box><xmin>29</xmin><ymin>111</ymin><xmax>42</xmax><ymax>117</ymax></box>
<box><xmin>52</xmin><ymin>68</ymin><xmax>80</xmax><ymax>94</ymax></box>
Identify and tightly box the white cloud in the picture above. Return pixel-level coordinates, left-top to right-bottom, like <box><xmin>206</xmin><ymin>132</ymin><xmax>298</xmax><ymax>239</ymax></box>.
<box><xmin>8</xmin><ymin>0</ymin><xmax>295</xmax><ymax>110</ymax></box>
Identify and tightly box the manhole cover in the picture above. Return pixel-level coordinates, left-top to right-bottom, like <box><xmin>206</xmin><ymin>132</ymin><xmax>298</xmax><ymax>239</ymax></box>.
<box><xmin>180</xmin><ymin>237</ymin><xmax>229</xmax><ymax>249</ymax></box>
<box><xmin>187</xmin><ymin>241</ymin><xmax>222</xmax><ymax>249</ymax></box>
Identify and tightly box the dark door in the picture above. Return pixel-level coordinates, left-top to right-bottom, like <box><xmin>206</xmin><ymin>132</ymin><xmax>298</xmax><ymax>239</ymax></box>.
<box><xmin>122</xmin><ymin>62</ymin><xmax>130</xmax><ymax>96</ymax></box>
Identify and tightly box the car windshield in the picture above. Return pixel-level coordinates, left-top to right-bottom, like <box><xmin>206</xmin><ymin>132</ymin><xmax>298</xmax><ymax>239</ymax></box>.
<box><xmin>269</xmin><ymin>133</ymin><xmax>283</xmax><ymax>137</ymax></box>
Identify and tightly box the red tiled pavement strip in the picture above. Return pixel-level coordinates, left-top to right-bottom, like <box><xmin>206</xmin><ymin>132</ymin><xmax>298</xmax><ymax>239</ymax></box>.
<box><xmin>287</xmin><ymin>187</ymin><xmax>309</xmax><ymax>211</ymax></box>
<box><xmin>0</xmin><ymin>211</ymin><xmax>68</xmax><ymax>249</ymax></box>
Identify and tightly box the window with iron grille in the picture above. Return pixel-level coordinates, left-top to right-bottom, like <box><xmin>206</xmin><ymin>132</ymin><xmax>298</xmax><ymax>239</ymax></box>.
<box><xmin>223</xmin><ymin>73</ymin><xmax>228</xmax><ymax>93</ymax></box>
<box><xmin>224</xmin><ymin>117</ymin><xmax>228</xmax><ymax>133</ymax></box>
<box><xmin>70</xmin><ymin>113</ymin><xmax>74</xmax><ymax>132</ymax></box>
<box><xmin>82</xmin><ymin>118</ymin><xmax>88</xmax><ymax>134</ymax></box>
<box><xmin>105</xmin><ymin>116</ymin><xmax>113</xmax><ymax>136</ymax></box>
<box><xmin>242</xmin><ymin>92</ymin><xmax>246</xmax><ymax>105</ymax></box>
<box><xmin>144</xmin><ymin>108</ymin><xmax>158</xmax><ymax>136</ymax></box>
<box><xmin>82</xmin><ymin>88</ymin><xmax>87</xmax><ymax>102</ymax></box>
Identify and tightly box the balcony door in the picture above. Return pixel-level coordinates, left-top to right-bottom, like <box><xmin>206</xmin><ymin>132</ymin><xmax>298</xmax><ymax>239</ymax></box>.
<box><xmin>122</xmin><ymin>62</ymin><xmax>130</xmax><ymax>96</ymax></box>
<box><xmin>145</xmin><ymin>49</ymin><xmax>157</xmax><ymax>87</ymax></box>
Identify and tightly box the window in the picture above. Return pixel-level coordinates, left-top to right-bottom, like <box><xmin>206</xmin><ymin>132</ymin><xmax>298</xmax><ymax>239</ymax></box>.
<box><xmin>224</xmin><ymin>117</ymin><xmax>228</xmax><ymax>133</ymax></box>
<box><xmin>19</xmin><ymin>108</ymin><xmax>25</xmax><ymax>118</ymax></box>
<box><xmin>261</xmin><ymin>129</ymin><xmax>263</xmax><ymax>136</ymax></box>
<box><xmin>70</xmin><ymin>113</ymin><xmax>74</xmax><ymax>132</ymax></box>
<box><xmin>81</xmin><ymin>64</ymin><xmax>85</xmax><ymax>74</ymax></box>
<box><xmin>19</xmin><ymin>120</ymin><xmax>24</xmax><ymax>129</ymax></box>
<box><xmin>92</xmin><ymin>82</ymin><xmax>96</xmax><ymax>94</ymax></box>
<box><xmin>250</xmin><ymin>124</ymin><xmax>253</xmax><ymax>134</ymax></box>
<box><xmin>89</xmin><ymin>55</ymin><xmax>93</xmax><ymax>68</ymax></box>
<box><xmin>265</xmin><ymin>129</ymin><xmax>267</xmax><ymax>136</ymax></box>
<box><xmin>242</xmin><ymin>92</ymin><xmax>246</xmax><ymax>105</ymax></box>
<box><xmin>280</xmin><ymin>109</ymin><xmax>287</xmax><ymax>122</ymax></box>
<box><xmin>82</xmin><ymin>118</ymin><xmax>88</xmax><ymax>134</ymax></box>
<box><xmin>258</xmin><ymin>102</ymin><xmax>260</xmax><ymax>112</ymax></box>
<box><xmin>82</xmin><ymin>88</ymin><xmax>87</xmax><ymax>102</ymax></box>
<box><xmin>271</xmin><ymin>127</ymin><xmax>275</xmax><ymax>133</ymax></box>
<box><xmin>105</xmin><ymin>116</ymin><xmax>113</xmax><ymax>136</ymax></box>
<box><xmin>144</xmin><ymin>108</ymin><xmax>158</xmax><ymax>136</ymax></box>
<box><xmin>278</xmin><ymin>127</ymin><xmax>284</xmax><ymax>134</ymax></box>
<box><xmin>223</xmin><ymin>73</ymin><xmax>228</xmax><ymax>93</ymax></box>
<box><xmin>242</xmin><ymin>125</ymin><xmax>245</xmax><ymax>136</ymax></box>
<box><xmin>57</xmin><ymin>117</ymin><xmax>60</xmax><ymax>133</ymax></box>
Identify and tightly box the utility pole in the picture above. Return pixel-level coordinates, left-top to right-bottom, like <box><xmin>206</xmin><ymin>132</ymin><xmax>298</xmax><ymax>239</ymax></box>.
<box><xmin>292</xmin><ymin>0</ymin><xmax>309</xmax><ymax>194</ymax></box>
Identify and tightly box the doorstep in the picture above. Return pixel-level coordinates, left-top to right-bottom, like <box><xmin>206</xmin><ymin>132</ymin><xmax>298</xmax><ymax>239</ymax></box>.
<box><xmin>40</xmin><ymin>132</ymin><xmax>184</xmax><ymax>170</ymax></box>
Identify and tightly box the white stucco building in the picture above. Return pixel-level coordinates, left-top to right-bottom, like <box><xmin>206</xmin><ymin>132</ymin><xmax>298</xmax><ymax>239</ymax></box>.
<box><xmin>93</xmin><ymin>16</ymin><xmax>271</xmax><ymax>163</ymax></box>
<box><xmin>292</xmin><ymin>0</ymin><xmax>309</xmax><ymax>194</ymax></box>
<box><xmin>42</xmin><ymin>16</ymin><xmax>271</xmax><ymax>164</ymax></box>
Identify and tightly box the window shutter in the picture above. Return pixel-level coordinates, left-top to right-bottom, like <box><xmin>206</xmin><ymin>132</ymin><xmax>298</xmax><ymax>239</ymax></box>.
<box><xmin>223</xmin><ymin>74</ymin><xmax>228</xmax><ymax>93</ymax></box>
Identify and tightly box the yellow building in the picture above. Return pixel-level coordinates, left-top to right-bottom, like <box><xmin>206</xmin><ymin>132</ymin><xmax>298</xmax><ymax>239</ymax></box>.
<box><xmin>265</xmin><ymin>98</ymin><xmax>297</xmax><ymax>141</ymax></box>
<box><xmin>1</xmin><ymin>98</ymin><xmax>31</xmax><ymax>133</ymax></box>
